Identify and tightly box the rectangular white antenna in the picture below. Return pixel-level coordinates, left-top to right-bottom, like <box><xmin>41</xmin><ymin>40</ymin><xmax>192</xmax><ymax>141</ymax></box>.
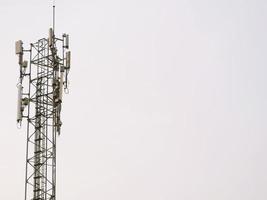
<box><xmin>17</xmin><ymin>84</ymin><xmax>23</xmax><ymax>122</ymax></box>
<box><xmin>15</xmin><ymin>40</ymin><xmax>23</xmax><ymax>54</ymax></box>
<box><xmin>59</xmin><ymin>66</ymin><xmax>64</xmax><ymax>101</ymax></box>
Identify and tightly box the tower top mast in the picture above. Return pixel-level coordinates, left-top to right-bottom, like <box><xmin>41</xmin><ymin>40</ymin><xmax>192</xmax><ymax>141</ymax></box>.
<box><xmin>53</xmin><ymin>1</ymin><xmax>55</xmax><ymax>32</ymax></box>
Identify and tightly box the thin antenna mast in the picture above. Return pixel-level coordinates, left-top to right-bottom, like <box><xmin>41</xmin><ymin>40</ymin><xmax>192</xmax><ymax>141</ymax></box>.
<box><xmin>53</xmin><ymin>0</ymin><xmax>55</xmax><ymax>32</ymax></box>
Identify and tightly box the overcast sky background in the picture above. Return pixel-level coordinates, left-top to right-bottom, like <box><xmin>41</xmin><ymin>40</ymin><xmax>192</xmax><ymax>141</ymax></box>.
<box><xmin>0</xmin><ymin>0</ymin><xmax>267</xmax><ymax>199</ymax></box>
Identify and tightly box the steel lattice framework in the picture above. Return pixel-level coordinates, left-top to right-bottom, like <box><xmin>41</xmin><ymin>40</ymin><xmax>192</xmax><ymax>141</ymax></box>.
<box><xmin>16</xmin><ymin>25</ymin><xmax>71</xmax><ymax>200</ymax></box>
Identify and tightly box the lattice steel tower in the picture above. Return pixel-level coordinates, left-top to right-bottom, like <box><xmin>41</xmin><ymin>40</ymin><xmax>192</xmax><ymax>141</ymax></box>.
<box><xmin>16</xmin><ymin>5</ymin><xmax>71</xmax><ymax>200</ymax></box>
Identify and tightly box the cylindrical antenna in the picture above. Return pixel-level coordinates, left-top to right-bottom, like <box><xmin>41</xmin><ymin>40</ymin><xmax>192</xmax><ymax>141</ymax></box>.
<box><xmin>49</xmin><ymin>28</ymin><xmax>54</xmax><ymax>46</ymax></box>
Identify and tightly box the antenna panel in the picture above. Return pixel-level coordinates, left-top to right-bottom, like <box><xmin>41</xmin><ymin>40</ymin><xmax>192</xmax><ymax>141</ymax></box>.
<box><xmin>15</xmin><ymin>40</ymin><xmax>23</xmax><ymax>54</ymax></box>
<box><xmin>66</xmin><ymin>51</ymin><xmax>71</xmax><ymax>69</ymax></box>
<box><xmin>17</xmin><ymin>84</ymin><xmax>23</xmax><ymax>122</ymax></box>
<box><xmin>65</xmin><ymin>34</ymin><xmax>69</xmax><ymax>49</ymax></box>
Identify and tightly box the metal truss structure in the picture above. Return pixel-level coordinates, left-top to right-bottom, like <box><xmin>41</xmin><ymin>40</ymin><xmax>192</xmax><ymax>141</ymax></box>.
<box><xmin>16</xmin><ymin>15</ymin><xmax>71</xmax><ymax>200</ymax></box>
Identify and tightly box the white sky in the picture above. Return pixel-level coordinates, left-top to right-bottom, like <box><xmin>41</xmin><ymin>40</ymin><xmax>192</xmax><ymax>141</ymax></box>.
<box><xmin>1</xmin><ymin>0</ymin><xmax>267</xmax><ymax>199</ymax></box>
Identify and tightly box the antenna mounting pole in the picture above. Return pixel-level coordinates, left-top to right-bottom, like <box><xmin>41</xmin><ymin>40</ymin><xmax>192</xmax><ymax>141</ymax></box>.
<box><xmin>53</xmin><ymin>1</ymin><xmax>55</xmax><ymax>32</ymax></box>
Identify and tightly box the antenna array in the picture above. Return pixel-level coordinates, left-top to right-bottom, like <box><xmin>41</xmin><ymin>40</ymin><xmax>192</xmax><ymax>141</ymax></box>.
<box><xmin>16</xmin><ymin>5</ymin><xmax>71</xmax><ymax>200</ymax></box>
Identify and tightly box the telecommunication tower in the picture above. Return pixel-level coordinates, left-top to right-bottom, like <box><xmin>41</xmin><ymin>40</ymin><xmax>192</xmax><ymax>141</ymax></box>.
<box><xmin>16</xmin><ymin>5</ymin><xmax>71</xmax><ymax>200</ymax></box>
